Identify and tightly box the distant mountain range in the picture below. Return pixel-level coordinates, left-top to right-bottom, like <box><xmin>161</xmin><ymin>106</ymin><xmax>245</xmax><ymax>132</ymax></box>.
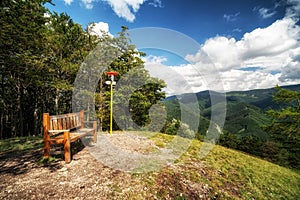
<box><xmin>164</xmin><ymin>84</ymin><xmax>300</xmax><ymax>140</ymax></box>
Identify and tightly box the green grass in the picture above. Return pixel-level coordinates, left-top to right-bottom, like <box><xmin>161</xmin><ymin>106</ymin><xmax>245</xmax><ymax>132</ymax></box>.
<box><xmin>144</xmin><ymin>133</ymin><xmax>300</xmax><ymax>199</ymax></box>
<box><xmin>187</xmin><ymin>140</ymin><xmax>300</xmax><ymax>199</ymax></box>
<box><xmin>1</xmin><ymin>133</ymin><xmax>299</xmax><ymax>199</ymax></box>
<box><xmin>0</xmin><ymin>136</ymin><xmax>43</xmax><ymax>153</ymax></box>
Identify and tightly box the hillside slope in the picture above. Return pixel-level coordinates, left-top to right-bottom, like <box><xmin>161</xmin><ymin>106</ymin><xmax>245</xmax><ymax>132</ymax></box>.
<box><xmin>1</xmin><ymin>133</ymin><xmax>299</xmax><ymax>199</ymax></box>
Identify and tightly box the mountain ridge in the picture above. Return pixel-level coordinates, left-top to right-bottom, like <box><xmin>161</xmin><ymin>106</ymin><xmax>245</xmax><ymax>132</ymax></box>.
<box><xmin>164</xmin><ymin>84</ymin><xmax>300</xmax><ymax>138</ymax></box>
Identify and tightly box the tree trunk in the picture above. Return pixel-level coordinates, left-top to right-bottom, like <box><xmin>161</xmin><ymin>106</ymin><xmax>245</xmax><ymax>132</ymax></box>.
<box><xmin>0</xmin><ymin>66</ymin><xmax>3</xmax><ymax>139</ymax></box>
<box><xmin>55</xmin><ymin>88</ymin><xmax>59</xmax><ymax>115</ymax></box>
<box><xmin>34</xmin><ymin>106</ymin><xmax>38</xmax><ymax>135</ymax></box>
<box><xmin>19</xmin><ymin>90</ymin><xmax>24</xmax><ymax>137</ymax></box>
<box><xmin>0</xmin><ymin>111</ymin><xmax>3</xmax><ymax>139</ymax></box>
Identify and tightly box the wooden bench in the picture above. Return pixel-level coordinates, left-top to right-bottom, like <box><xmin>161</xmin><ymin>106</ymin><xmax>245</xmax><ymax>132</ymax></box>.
<box><xmin>43</xmin><ymin>110</ymin><xmax>97</xmax><ymax>163</ymax></box>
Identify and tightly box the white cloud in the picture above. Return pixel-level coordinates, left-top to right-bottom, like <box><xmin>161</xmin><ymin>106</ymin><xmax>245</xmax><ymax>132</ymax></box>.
<box><xmin>82</xmin><ymin>0</ymin><xmax>96</xmax><ymax>9</ymax></box>
<box><xmin>105</xmin><ymin>0</ymin><xmax>145</xmax><ymax>22</ymax></box>
<box><xmin>280</xmin><ymin>62</ymin><xmax>300</xmax><ymax>81</ymax></box>
<box><xmin>148</xmin><ymin>0</ymin><xmax>162</xmax><ymax>8</ymax></box>
<box><xmin>104</xmin><ymin>0</ymin><xmax>162</xmax><ymax>22</ymax></box>
<box><xmin>64</xmin><ymin>0</ymin><xmax>96</xmax><ymax>9</ymax></box>
<box><xmin>64</xmin><ymin>0</ymin><xmax>74</xmax><ymax>5</ymax></box>
<box><xmin>242</xmin><ymin>18</ymin><xmax>299</xmax><ymax>58</ymax></box>
<box><xmin>223</xmin><ymin>12</ymin><xmax>240</xmax><ymax>22</ymax></box>
<box><xmin>232</xmin><ymin>28</ymin><xmax>242</xmax><ymax>33</ymax></box>
<box><xmin>280</xmin><ymin>47</ymin><xmax>300</xmax><ymax>81</ymax></box>
<box><xmin>198</xmin><ymin>36</ymin><xmax>243</xmax><ymax>71</ymax></box>
<box><xmin>186</xmin><ymin>18</ymin><xmax>299</xmax><ymax>71</ymax></box>
<box><xmin>145</xmin><ymin>17</ymin><xmax>300</xmax><ymax>95</ymax></box>
<box><xmin>88</xmin><ymin>21</ymin><xmax>112</xmax><ymax>37</ymax></box>
<box><xmin>220</xmin><ymin>70</ymin><xmax>281</xmax><ymax>91</ymax></box>
<box><xmin>65</xmin><ymin>0</ymin><xmax>161</xmax><ymax>21</ymax></box>
<box><xmin>142</xmin><ymin>55</ymin><xmax>167</xmax><ymax>64</ymax></box>
<box><xmin>286</xmin><ymin>0</ymin><xmax>300</xmax><ymax>18</ymax></box>
<box><xmin>145</xmin><ymin>63</ymin><xmax>207</xmax><ymax>96</ymax></box>
<box><xmin>258</xmin><ymin>7</ymin><xmax>276</xmax><ymax>19</ymax></box>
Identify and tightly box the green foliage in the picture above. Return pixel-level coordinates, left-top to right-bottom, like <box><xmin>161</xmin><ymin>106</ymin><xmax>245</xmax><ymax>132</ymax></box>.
<box><xmin>0</xmin><ymin>0</ymin><xmax>52</xmax><ymax>138</ymax></box>
<box><xmin>266</xmin><ymin>86</ymin><xmax>300</xmax><ymax>168</ymax></box>
<box><xmin>44</xmin><ymin>12</ymin><xmax>95</xmax><ymax>114</ymax></box>
<box><xmin>218</xmin><ymin>132</ymin><xmax>240</xmax><ymax>149</ymax></box>
<box><xmin>0</xmin><ymin>0</ymin><xmax>93</xmax><ymax>138</ymax></box>
<box><xmin>95</xmin><ymin>27</ymin><xmax>166</xmax><ymax>131</ymax></box>
<box><xmin>218</xmin><ymin>132</ymin><xmax>263</xmax><ymax>156</ymax></box>
<box><xmin>164</xmin><ymin>118</ymin><xmax>180</xmax><ymax>135</ymax></box>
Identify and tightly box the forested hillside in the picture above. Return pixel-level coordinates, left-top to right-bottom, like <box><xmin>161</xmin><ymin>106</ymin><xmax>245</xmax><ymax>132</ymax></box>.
<box><xmin>164</xmin><ymin>84</ymin><xmax>300</xmax><ymax>168</ymax></box>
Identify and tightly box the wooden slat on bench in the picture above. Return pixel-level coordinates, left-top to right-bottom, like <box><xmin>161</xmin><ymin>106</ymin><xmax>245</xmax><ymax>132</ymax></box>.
<box><xmin>44</xmin><ymin>110</ymin><xmax>97</xmax><ymax>163</ymax></box>
<box><xmin>49</xmin><ymin>114</ymin><xmax>82</xmax><ymax>132</ymax></box>
<box><xmin>49</xmin><ymin>128</ymin><xmax>94</xmax><ymax>144</ymax></box>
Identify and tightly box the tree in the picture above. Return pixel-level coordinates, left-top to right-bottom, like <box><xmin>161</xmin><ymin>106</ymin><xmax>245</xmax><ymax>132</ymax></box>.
<box><xmin>0</xmin><ymin>0</ymin><xmax>51</xmax><ymax>137</ymax></box>
<box><xmin>44</xmin><ymin>12</ymin><xmax>96</xmax><ymax>114</ymax></box>
<box><xmin>0</xmin><ymin>0</ymin><xmax>98</xmax><ymax>138</ymax></box>
<box><xmin>95</xmin><ymin>27</ymin><xmax>166</xmax><ymax>131</ymax></box>
<box><xmin>267</xmin><ymin>86</ymin><xmax>300</xmax><ymax>168</ymax></box>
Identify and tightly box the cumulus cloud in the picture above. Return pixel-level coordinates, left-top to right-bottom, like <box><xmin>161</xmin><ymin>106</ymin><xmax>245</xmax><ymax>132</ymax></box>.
<box><xmin>104</xmin><ymin>0</ymin><xmax>162</xmax><ymax>22</ymax></box>
<box><xmin>280</xmin><ymin>47</ymin><xmax>300</xmax><ymax>81</ymax></box>
<box><xmin>105</xmin><ymin>0</ymin><xmax>145</xmax><ymax>22</ymax></box>
<box><xmin>88</xmin><ymin>21</ymin><xmax>112</xmax><ymax>37</ymax></box>
<box><xmin>280</xmin><ymin>62</ymin><xmax>300</xmax><ymax>81</ymax></box>
<box><xmin>220</xmin><ymin>70</ymin><xmax>281</xmax><ymax>91</ymax></box>
<box><xmin>145</xmin><ymin>17</ymin><xmax>300</xmax><ymax>95</ymax></box>
<box><xmin>186</xmin><ymin>17</ymin><xmax>299</xmax><ymax>71</ymax></box>
<box><xmin>242</xmin><ymin>18</ymin><xmax>299</xmax><ymax>59</ymax></box>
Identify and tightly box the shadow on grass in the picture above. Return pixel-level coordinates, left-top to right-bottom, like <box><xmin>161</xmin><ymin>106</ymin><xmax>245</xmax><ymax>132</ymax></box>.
<box><xmin>0</xmin><ymin>137</ymin><xmax>88</xmax><ymax>176</ymax></box>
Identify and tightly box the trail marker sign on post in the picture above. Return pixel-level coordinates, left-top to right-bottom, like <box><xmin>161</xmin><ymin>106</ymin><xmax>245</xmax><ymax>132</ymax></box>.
<box><xmin>105</xmin><ymin>71</ymin><xmax>118</xmax><ymax>134</ymax></box>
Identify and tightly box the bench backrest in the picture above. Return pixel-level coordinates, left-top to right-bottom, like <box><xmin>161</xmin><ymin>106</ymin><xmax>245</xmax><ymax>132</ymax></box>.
<box><xmin>43</xmin><ymin>110</ymin><xmax>84</xmax><ymax>135</ymax></box>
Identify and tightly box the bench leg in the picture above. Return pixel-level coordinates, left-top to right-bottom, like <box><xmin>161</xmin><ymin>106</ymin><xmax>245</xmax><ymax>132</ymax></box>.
<box><xmin>93</xmin><ymin>121</ymin><xmax>97</xmax><ymax>143</ymax></box>
<box><xmin>64</xmin><ymin>131</ymin><xmax>71</xmax><ymax>163</ymax></box>
<box><xmin>44</xmin><ymin>133</ymin><xmax>50</xmax><ymax>159</ymax></box>
<box><xmin>44</xmin><ymin>140</ymin><xmax>50</xmax><ymax>159</ymax></box>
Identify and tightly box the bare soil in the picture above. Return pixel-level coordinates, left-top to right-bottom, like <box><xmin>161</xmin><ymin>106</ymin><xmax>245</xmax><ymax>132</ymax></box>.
<box><xmin>0</xmin><ymin>132</ymin><xmax>213</xmax><ymax>199</ymax></box>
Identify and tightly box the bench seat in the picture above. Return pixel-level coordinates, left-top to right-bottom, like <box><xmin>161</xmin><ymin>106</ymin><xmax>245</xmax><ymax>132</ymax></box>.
<box><xmin>43</xmin><ymin>110</ymin><xmax>97</xmax><ymax>163</ymax></box>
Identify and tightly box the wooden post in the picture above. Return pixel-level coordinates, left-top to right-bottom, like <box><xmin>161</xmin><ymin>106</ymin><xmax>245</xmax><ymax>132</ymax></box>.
<box><xmin>93</xmin><ymin>121</ymin><xmax>97</xmax><ymax>143</ymax></box>
<box><xmin>64</xmin><ymin>131</ymin><xmax>71</xmax><ymax>163</ymax></box>
<box><xmin>79</xmin><ymin>110</ymin><xmax>84</xmax><ymax>129</ymax></box>
<box><xmin>43</xmin><ymin>113</ymin><xmax>50</xmax><ymax>159</ymax></box>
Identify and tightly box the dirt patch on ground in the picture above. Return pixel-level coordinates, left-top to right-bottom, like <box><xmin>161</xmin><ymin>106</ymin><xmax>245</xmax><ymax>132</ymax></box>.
<box><xmin>0</xmin><ymin>132</ymin><xmax>213</xmax><ymax>199</ymax></box>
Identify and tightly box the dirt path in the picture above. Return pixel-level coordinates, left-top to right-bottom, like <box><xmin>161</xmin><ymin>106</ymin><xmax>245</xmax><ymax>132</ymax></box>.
<box><xmin>0</xmin><ymin>133</ymin><xmax>150</xmax><ymax>199</ymax></box>
<box><xmin>0</xmin><ymin>132</ymin><xmax>211</xmax><ymax>199</ymax></box>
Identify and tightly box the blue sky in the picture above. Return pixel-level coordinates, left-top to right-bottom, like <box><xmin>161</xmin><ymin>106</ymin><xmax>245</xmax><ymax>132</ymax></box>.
<box><xmin>47</xmin><ymin>0</ymin><xmax>289</xmax><ymax>43</ymax></box>
<box><xmin>46</xmin><ymin>0</ymin><xmax>300</xmax><ymax>94</ymax></box>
